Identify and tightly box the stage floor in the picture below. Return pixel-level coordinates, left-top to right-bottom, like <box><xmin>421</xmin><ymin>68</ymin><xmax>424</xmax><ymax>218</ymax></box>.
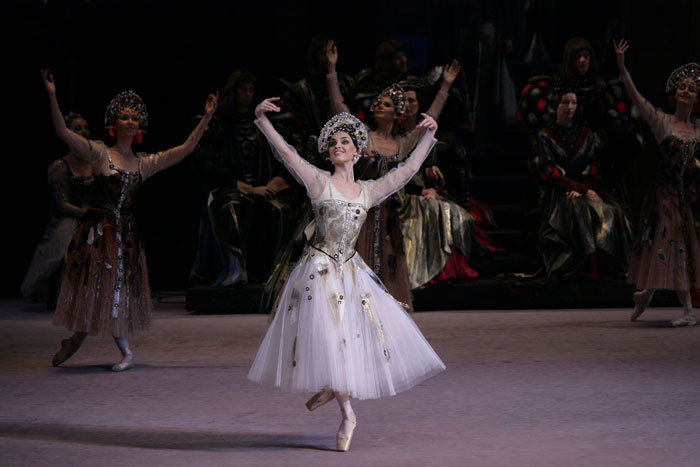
<box><xmin>1</xmin><ymin>299</ymin><xmax>699</xmax><ymax>466</ymax></box>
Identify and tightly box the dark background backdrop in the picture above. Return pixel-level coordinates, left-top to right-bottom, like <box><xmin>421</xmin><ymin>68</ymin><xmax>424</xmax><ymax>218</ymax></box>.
<box><xmin>3</xmin><ymin>0</ymin><xmax>699</xmax><ymax>297</ymax></box>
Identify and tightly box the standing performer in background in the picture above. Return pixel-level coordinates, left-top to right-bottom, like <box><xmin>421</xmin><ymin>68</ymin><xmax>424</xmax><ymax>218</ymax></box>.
<box><xmin>42</xmin><ymin>69</ymin><xmax>218</xmax><ymax>370</ymax></box>
<box><xmin>21</xmin><ymin>113</ymin><xmax>94</xmax><ymax>307</ymax></box>
<box><xmin>327</xmin><ymin>44</ymin><xmax>427</xmax><ymax>311</ymax></box>
<box><xmin>614</xmin><ymin>40</ymin><xmax>700</xmax><ymax>327</ymax></box>
<box><xmin>248</xmin><ymin>98</ymin><xmax>445</xmax><ymax>451</ymax></box>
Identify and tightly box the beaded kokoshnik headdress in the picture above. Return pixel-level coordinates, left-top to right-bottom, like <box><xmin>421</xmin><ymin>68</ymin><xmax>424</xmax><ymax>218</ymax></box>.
<box><xmin>103</xmin><ymin>90</ymin><xmax>149</xmax><ymax>131</ymax></box>
<box><xmin>318</xmin><ymin>112</ymin><xmax>368</xmax><ymax>155</ymax></box>
<box><xmin>666</xmin><ymin>62</ymin><xmax>700</xmax><ymax>94</ymax></box>
<box><xmin>370</xmin><ymin>83</ymin><xmax>407</xmax><ymax>119</ymax></box>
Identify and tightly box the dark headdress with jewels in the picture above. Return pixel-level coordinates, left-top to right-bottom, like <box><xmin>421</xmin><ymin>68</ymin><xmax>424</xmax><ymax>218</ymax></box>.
<box><xmin>548</xmin><ymin>76</ymin><xmax>579</xmax><ymax>107</ymax></box>
<box><xmin>318</xmin><ymin>112</ymin><xmax>368</xmax><ymax>154</ymax></box>
<box><xmin>103</xmin><ymin>90</ymin><xmax>149</xmax><ymax>131</ymax></box>
<box><xmin>370</xmin><ymin>83</ymin><xmax>407</xmax><ymax>119</ymax></box>
<box><xmin>665</xmin><ymin>62</ymin><xmax>700</xmax><ymax>94</ymax></box>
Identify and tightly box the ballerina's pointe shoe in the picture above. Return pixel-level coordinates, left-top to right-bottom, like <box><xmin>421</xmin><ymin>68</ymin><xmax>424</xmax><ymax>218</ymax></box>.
<box><xmin>671</xmin><ymin>315</ymin><xmax>697</xmax><ymax>327</ymax></box>
<box><xmin>336</xmin><ymin>417</ymin><xmax>357</xmax><ymax>452</ymax></box>
<box><xmin>111</xmin><ymin>352</ymin><xmax>135</xmax><ymax>372</ymax></box>
<box><xmin>305</xmin><ymin>389</ymin><xmax>335</xmax><ymax>411</ymax></box>
<box><xmin>630</xmin><ymin>292</ymin><xmax>649</xmax><ymax>321</ymax></box>
<box><xmin>52</xmin><ymin>338</ymin><xmax>79</xmax><ymax>367</ymax></box>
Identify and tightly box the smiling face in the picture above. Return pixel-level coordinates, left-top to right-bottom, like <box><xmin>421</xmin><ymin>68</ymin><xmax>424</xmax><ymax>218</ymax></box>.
<box><xmin>113</xmin><ymin>107</ymin><xmax>140</xmax><ymax>139</ymax></box>
<box><xmin>674</xmin><ymin>77</ymin><xmax>698</xmax><ymax>107</ymax></box>
<box><xmin>328</xmin><ymin>131</ymin><xmax>357</xmax><ymax>164</ymax></box>
<box><xmin>556</xmin><ymin>92</ymin><xmax>577</xmax><ymax>124</ymax></box>
<box><xmin>373</xmin><ymin>96</ymin><xmax>396</xmax><ymax>123</ymax></box>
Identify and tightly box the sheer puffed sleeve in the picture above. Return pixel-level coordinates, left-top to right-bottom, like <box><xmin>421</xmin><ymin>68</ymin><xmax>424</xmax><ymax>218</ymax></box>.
<box><xmin>139</xmin><ymin>149</ymin><xmax>174</xmax><ymax>181</ymax></box>
<box><xmin>637</xmin><ymin>98</ymin><xmax>672</xmax><ymax>144</ymax></box>
<box><xmin>361</xmin><ymin>131</ymin><xmax>437</xmax><ymax>207</ymax></box>
<box><xmin>254</xmin><ymin>116</ymin><xmax>328</xmax><ymax>199</ymax></box>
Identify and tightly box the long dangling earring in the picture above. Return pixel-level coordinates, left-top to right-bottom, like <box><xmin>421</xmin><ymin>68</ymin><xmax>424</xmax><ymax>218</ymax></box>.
<box><xmin>133</xmin><ymin>130</ymin><xmax>143</xmax><ymax>144</ymax></box>
<box><xmin>108</xmin><ymin>126</ymin><xmax>115</xmax><ymax>139</ymax></box>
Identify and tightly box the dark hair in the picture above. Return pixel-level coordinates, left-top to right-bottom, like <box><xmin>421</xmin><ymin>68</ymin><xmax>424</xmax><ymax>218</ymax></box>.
<box><xmin>64</xmin><ymin>112</ymin><xmax>86</xmax><ymax>127</ymax></box>
<box><xmin>307</xmin><ymin>35</ymin><xmax>331</xmax><ymax>75</ymax></box>
<box><xmin>220</xmin><ymin>70</ymin><xmax>257</xmax><ymax>113</ymax></box>
<box><xmin>548</xmin><ymin>77</ymin><xmax>579</xmax><ymax>109</ymax></box>
<box><xmin>561</xmin><ymin>37</ymin><xmax>599</xmax><ymax>80</ymax></box>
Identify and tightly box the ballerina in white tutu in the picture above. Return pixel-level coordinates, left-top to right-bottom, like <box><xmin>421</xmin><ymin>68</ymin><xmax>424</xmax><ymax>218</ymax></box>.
<box><xmin>247</xmin><ymin>97</ymin><xmax>446</xmax><ymax>451</ymax></box>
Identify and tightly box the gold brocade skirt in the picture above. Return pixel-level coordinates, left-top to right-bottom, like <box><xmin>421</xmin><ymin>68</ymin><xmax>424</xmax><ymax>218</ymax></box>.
<box><xmin>53</xmin><ymin>212</ymin><xmax>152</xmax><ymax>337</ymax></box>
<box><xmin>398</xmin><ymin>194</ymin><xmax>474</xmax><ymax>289</ymax></box>
<box><xmin>355</xmin><ymin>199</ymin><xmax>414</xmax><ymax>312</ymax></box>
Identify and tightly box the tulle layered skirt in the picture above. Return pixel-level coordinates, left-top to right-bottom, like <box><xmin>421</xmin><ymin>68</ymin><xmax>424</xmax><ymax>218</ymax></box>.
<box><xmin>248</xmin><ymin>245</ymin><xmax>446</xmax><ymax>400</ymax></box>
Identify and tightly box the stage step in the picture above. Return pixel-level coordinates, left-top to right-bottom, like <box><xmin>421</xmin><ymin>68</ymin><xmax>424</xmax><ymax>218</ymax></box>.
<box><xmin>412</xmin><ymin>278</ymin><xmax>680</xmax><ymax>311</ymax></box>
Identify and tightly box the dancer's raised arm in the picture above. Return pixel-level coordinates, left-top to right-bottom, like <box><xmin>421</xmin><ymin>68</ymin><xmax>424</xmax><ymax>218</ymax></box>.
<box><xmin>425</xmin><ymin>59</ymin><xmax>461</xmax><ymax>120</ymax></box>
<box><xmin>614</xmin><ymin>39</ymin><xmax>656</xmax><ymax>123</ymax></box>
<box><xmin>140</xmin><ymin>92</ymin><xmax>218</xmax><ymax>178</ymax></box>
<box><xmin>326</xmin><ymin>41</ymin><xmax>351</xmax><ymax>115</ymax></box>
<box><xmin>42</xmin><ymin>69</ymin><xmax>96</xmax><ymax>161</ymax></box>
<box><xmin>363</xmin><ymin>114</ymin><xmax>438</xmax><ymax>207</ymax></box>
<box><xmin>254</xmin><ymin>97</ymin><xmax>326</xmax><ymax>198</ymax></box>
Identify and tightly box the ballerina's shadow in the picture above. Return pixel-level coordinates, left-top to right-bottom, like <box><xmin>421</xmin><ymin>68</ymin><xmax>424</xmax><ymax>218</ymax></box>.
<box><xmin>55</xmin><ymin>363</ymin><xmax>232</xmax><ymax>373</ymax></box>
<box><xmin>0</xmin><ymin>421</ymin><xmax>334</xmax><ymax>451</ymax></box>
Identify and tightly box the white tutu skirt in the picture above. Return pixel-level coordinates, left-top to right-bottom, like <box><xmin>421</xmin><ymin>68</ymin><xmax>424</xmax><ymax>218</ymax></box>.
<box><xmin>248</xmin><ymin>246</ymin><xmax>446</xmax><ymax>400</ymax></box>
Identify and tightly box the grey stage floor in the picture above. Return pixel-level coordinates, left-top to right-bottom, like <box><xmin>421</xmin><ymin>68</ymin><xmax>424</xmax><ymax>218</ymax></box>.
<box><xmin>1</xmin><ymin>298</ymin><xmax>699</xmax><ymax>467</ymax></box>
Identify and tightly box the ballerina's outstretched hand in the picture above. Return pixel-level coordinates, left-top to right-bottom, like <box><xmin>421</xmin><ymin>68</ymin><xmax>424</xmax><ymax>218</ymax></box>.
<box><xmin>255</xmin><ymin>97</ymin><xmax>281</xmax><ymax>118</ymax></box>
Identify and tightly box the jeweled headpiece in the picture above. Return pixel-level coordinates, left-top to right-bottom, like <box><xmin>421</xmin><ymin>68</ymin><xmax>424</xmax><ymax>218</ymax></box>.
<box><xmin>103</xmin><ymin>90</ymin><xmax>149</xmax><ymax>131</ymax></box>
<box><xmin>370</xmin><ymin>83</ymin><xmax>407</xmax><ymax>119</ymax></box>
<box><xmin>553</xmin><ymin>76</ymin><xmax>579</xmax><ymax>96</ymax></box>
<box><xmin>666</xmin><ymin>62</ymin><xmax>700</xmax><ymax>94</ymax></box>
<box><xmin>318</xmin><ymin>112</ymin><xmax>368</xmax><ymax>154</ymax></box>
<box><xmin>548</xmin><ymin>76</ymin><xmax>579</xmax><ymax>108</ymax></box>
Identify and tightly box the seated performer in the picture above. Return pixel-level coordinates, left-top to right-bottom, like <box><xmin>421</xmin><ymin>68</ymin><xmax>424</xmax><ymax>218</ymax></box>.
<box><xmin>248</xmin><ymin>97</ymin><xmax>445</xmax><ymax>452</ymax></box>
<box><xmin>190</xmin><ymin>70</ymin><xmax>298</xmax><ymax>287</ymax></box>
<box><xmin>530</xmin><ymin>78</ymin><xmax>634</xmax><ymax>284</ymax></box>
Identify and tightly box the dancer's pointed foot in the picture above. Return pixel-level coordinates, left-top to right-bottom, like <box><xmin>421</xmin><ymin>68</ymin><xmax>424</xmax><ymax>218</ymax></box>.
<box><xmin>336</xmin><ymin>416</ymin><xmax>357</xmax><ymax>452</ymax></box>
<box><xmin>52</xmin><ymin>337</ymin><xmax>82</xmax><ymax>367</ymax></box>
<box><xmin>111</xmin><ymin>352</ymin><xmax>134</xmax><ymax>372</ymax></box>
<box><xmin>631</xmin><ymin>291</ymin><xmax>649</xmax><ymax>321</ymax></box>
<box><xmin>306</xmin><ymin>388</ymin><xmax>335</xmax><ymax>411</ymax></box>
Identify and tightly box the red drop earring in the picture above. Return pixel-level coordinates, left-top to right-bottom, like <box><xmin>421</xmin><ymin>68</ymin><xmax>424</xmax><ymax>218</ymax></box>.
<box><xmin>108</xmin><ymin>126</ymin><xmax>115</xmax><ymax>139</ymax></box>
<box><xmin>133</xmin><ymin>130</ymin><xmax>143</xmax><ymax>144</ymax></box>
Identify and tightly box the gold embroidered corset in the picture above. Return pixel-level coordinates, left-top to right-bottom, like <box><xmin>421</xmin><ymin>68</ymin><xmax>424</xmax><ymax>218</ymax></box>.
<box><xmin>311</xmin><ymin>199</ymin><xmax>368</xmax><ymax>262</ymax></box>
